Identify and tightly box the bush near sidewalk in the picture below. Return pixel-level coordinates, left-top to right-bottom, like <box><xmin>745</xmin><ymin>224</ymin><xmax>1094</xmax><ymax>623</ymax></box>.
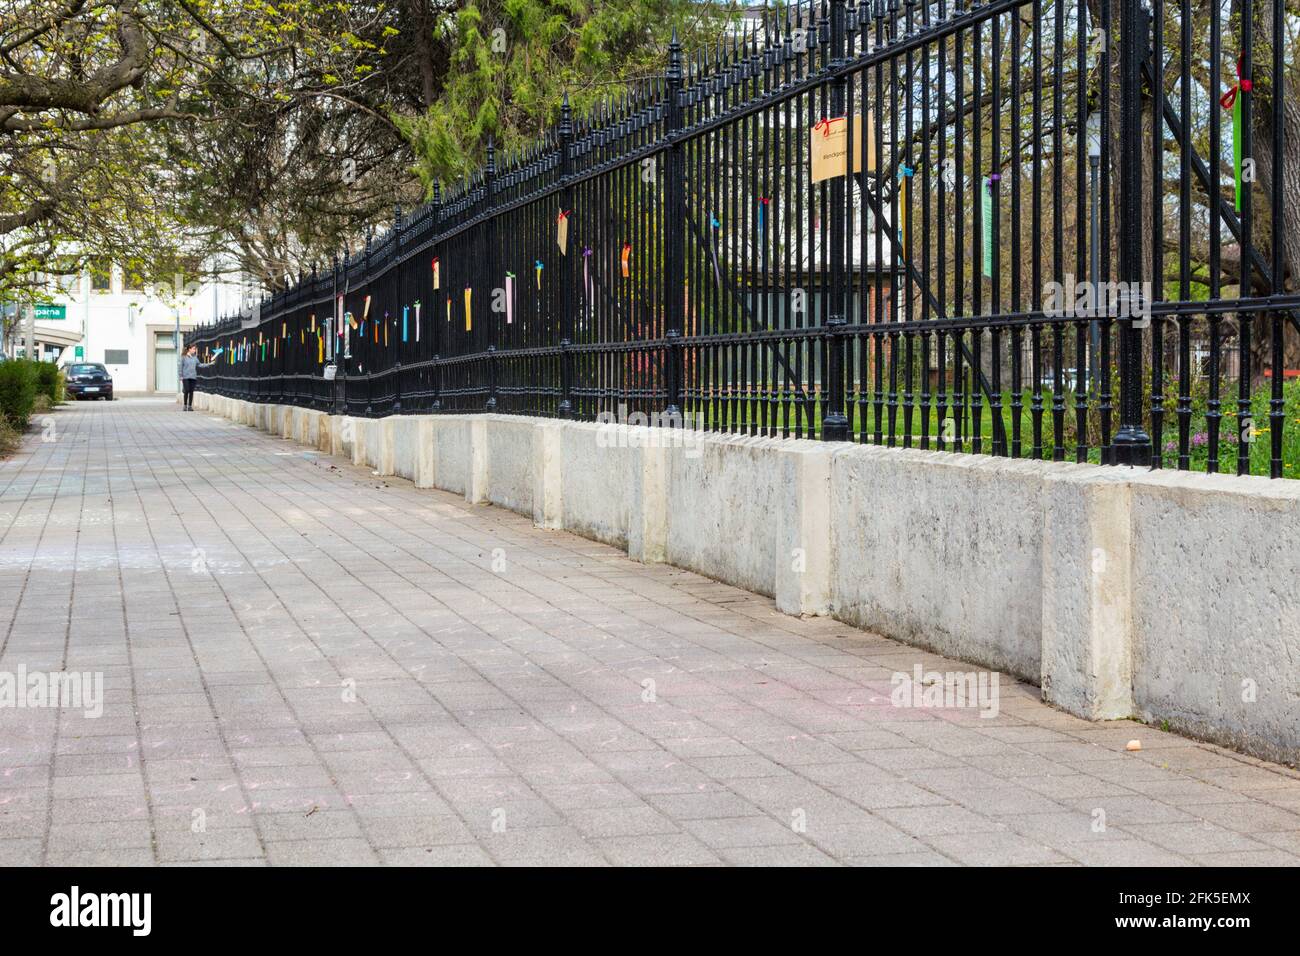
<box><xmin>32</xmin><ymin>360</ymin><xmax>64</xmax><ymax>405</ymax></box>
<box><xmin>0</xmin><ymin>418</ymin><xmax>19</xmax><ymax>456</ymax></box>
<box><xmin>0</xmin><ymin>359</ymin><xmax>38</xmax><ymax>429</ymax></box>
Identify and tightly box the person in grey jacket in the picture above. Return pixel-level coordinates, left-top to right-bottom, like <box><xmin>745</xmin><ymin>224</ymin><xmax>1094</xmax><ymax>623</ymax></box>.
<box><xmin>179</xmin><ymin>345</ymin><xmax>213</xmax><ymax>411</ymax></box>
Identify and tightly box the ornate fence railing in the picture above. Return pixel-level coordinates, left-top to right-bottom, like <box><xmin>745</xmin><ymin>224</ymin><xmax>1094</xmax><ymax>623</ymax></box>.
<box><xmin>193</xmin><ymin>0</ymin><xmax>1299</xmax><ymax>478</ymax></box>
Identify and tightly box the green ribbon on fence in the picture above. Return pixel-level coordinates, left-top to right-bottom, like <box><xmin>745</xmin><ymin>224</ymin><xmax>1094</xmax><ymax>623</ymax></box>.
<box><xmin>982</xmin><ymin>176</ymin><xmax>994</xmax><ymax>279</ymax></box>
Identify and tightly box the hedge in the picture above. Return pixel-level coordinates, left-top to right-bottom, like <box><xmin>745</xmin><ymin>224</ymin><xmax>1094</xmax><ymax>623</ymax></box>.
<box><xmin>0</xmin><ymin>359</ymin><xmax>38</xmax><ymax>429</ymax></box>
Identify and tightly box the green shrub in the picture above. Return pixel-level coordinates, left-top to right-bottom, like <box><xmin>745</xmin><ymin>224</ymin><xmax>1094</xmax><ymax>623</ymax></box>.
<box><xmin>0</xmin><ymin>359</ymin><xmax>37</xmax><ymax>429</ymax></box>
<box><xmin>33</xmin><ymin>360</ymin><xmax>63</xmax><ymax>404</ymax></box>
<box><xmin>0</xmin><ymin>417</ymin><xmax>19</xmax><ymax>457</ymax></box>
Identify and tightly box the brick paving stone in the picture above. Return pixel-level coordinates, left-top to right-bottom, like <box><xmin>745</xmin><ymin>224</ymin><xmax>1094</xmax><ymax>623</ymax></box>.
<box><xmin>1119</xmin><ymin>821</ymin><xmax>1272</xmax><ymax>855</ymax></box>
<box><xmin>566</xmin><ymin>805</ymin><xmax>678</xmax><ymax>838</ymax></box>
<box><xmin>0</xmin><ymin>838</ymin><xmax>42</xmax><ymax>865</ymax></box>
<box><xmin>264</xmin><ymin>839</ymin><xmax>380</xmax><ymax>866</ymax></box>
<box><xmin>593</xmin><ymin>833</ymin><xmax>722</xmax><ymax>866</ymax></box>
<box><xmin>876</xmin><ymin>805</ymin><xmax>1011</xmax><ymax>837</ymax></box>
<box><xmin>361</xmin><ymin>814</ymin><xmax>473</xmax><ymax>847</ymax></box>
<box><xmin>1189</xmin><ymin>849</ymin><xmax>1300</xmax><ymax>866</ymax></box>
<box><xmin>2</xmin><ymin>398</ymin><xmax>1299</xmax><ymax>866</ymax></box>
<box><xmin>681</xmin><ymin>815</ymin><xmax>806</xmax><ymax>849</ymax></box>
<box><xmin>378</xmin><ymin>844</ymin><xmax>494</xmax><ymax>866</ymax></box>
<box><xmin>1187</xmin><ymin>802</ymin><xmax>1300</xmax><ymax>832</ymax></box>
<box><xmin>646</xmin><ymin>790</ymin><xmax>765</xmax><ymax>821</ymax></box>
<box><xmin>257</xmin><ymin>810</ymin><xmax>366</xmax><ymax>842</ymax></box>
<box><xmin>156</xmin><ymin>827</ymin><xmax>263</xmax><ymax>862</ymax></box>
<box><xmin>1051</xmin><ymin>839</ymin><xmax>1194</xmax><ymax>867</ymax></box>
<box><xmin>719</xmin><ymin>843</ymin><xmax>840</xmax><ymax>866</ymax></box>
<box><xmin>925</xmin><ymin>831</ymin><xmax>1073</xmax><ymax>866</ymax></box>
<box><xmin>483</xmin><ymin>826</ymin><xmax>609</xmax><ymax>866</ymax></box>
<box><xmin>843</xmin><ymin>850</ymin><xmax>959</xmax><ymax>866</ymax></box>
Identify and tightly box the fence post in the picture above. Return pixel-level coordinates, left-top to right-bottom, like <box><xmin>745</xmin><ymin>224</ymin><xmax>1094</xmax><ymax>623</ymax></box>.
<box><xmin>333</xmin><ymin>253</ymin><xmax>346</xmax><ymax>416</ymax></box>
<box><xmin>821</xmin><ymin>0</ymin><xmax>850</xmax><ymax>442</ymax></box>
<box><xmin>310</xmin><ymin>262</ymin><xmax>318</xmax><ymax>408</ymax></box>
<box><xmin>663</xmin><ymin>30</ymin><xmax>686</xmax><ymax>424</ymax></box>
<box><xmin>484</xmin><ymin>137</ymin><xmax>498</xmax><ymax>413</ymax></box>
<box><xmin>1112</xmin><ymin>0</ymin><xmax>1152</xmax><ymax>466</ymax></box>
<box><xmin>364</xmin><ymin>230</ymin><xmax>374</xmax><ymax>417</ymax></box>
<box><xmin>431</xmin><ymin>183</ymin><xmax>442</xmax><ymax>411</ymax></box>
<box><xmin>557</xmin><ymin>94</ymin><xmax>576</xmax><ymax>419</ymax></box>
<box><xmin>392</xmin><ymin>204</ymin><xmax>404</xmax><ymax>415</ymax></box>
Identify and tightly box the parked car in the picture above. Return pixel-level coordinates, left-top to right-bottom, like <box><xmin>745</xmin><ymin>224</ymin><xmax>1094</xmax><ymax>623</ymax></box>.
<box><xmin>63</xmin><ymin>363</ymin><xmax>114</xmax><ymax>400</ymax></box>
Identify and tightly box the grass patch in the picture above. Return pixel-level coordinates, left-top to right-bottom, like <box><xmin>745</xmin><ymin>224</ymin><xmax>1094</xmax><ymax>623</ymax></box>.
<box><xmin>683</xmin><ymin>376</ymin><xmax>1300</xmax><ymax>478</ymax></box>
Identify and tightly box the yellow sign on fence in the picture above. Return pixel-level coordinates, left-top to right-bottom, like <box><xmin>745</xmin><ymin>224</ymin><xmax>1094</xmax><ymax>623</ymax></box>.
<box><xmin>809</xmin><ymin>113</ymin><xmax>875</xmax><ymax>183</ymax></box>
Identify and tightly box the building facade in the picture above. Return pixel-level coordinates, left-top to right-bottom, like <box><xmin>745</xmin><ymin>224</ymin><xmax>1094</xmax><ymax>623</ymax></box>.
<box><xmin>4</xmin><ymin>263</ymin><xmax>250</xmax><ymax>395</ymax></box>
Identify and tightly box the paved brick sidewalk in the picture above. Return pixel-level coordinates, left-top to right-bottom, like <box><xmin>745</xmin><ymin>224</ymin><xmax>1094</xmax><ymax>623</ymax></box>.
<box><xmin>2</xmin><ymin>398</ymin><xmax>1299</xmax><ymax>866</ymax></box>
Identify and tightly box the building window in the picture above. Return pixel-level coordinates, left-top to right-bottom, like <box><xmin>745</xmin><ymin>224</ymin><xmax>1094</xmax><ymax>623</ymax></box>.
<box><xmin>90</xmin><ymin>260</ymin><xmax>112</xmax><ymax>292</ymax></box>
<box><xmin>104</xmin><ymin>349</ymin><xmax>129</xmax><ymax>365</ymax></box>
<box><xmin>52</xmin><ymin>257</ymin><xmax>81</xmax><ymax>294</ymax></box>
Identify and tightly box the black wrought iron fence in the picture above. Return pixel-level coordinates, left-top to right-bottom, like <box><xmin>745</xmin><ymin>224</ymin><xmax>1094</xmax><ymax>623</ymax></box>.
<box><xmin>193</xmin><ymin>0</ymin><xmax>1300</xmax><ymax>478</ymax></box>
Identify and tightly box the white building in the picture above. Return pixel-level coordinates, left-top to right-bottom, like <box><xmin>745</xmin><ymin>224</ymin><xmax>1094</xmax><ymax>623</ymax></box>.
<box><xmin>5</xmin><ymin>262</ymin><xmax>252</xmax><ymax>395</ymax></box>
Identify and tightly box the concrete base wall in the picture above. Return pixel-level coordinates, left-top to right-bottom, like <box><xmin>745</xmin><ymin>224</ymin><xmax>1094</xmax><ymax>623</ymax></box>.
<box><xmin>558</xmin><ymin>423</ymin><xmax>634</xmax><ymax>549</ymax></box>
<box><xmin>1127</xmin><ymin>473</ymin><xmax>1300</xmax><ymax>762</ymax></box>
<box><xmin>485</xmin><ymin>417</ymin><xmax>537</xmax><ymax>517</ymax></box>
<box><xmin>193</xmin><ymin>390</ymin><xmax>1300</xmax><ymax>764</ymax></box>
<box><xmin>830</xmin><ymin>447</ymin><xmax>1048</xmax><ymax>682</ymax></box>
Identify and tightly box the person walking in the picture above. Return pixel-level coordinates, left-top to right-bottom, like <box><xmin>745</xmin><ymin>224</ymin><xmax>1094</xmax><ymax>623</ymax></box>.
<box><xmin>178</xmin><ymin>344</ymin><xmax>214</xmax><ymax>411</ymax></box>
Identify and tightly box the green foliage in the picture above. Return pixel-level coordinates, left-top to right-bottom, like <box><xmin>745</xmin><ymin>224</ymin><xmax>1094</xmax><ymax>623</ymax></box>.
<box><xmin>32</xmin><ymin>361</ymin><xmax>64</xmax><ymax>405</ymax></box>
<box><xmin>397</xmin><ymin>0</ymin><xmax>741</xmax><ymax>192</ymax></box>
<box><xmin>0</xmin><ymin>360</ymin><xmax>38</xmax><ymax>429</ymax></box>
<box><xmin>0</xmin><ymin>417</ymin><xmax>18</xmax><ymax>458</ymax></box>
<box><xmin>2</xmin><ymin>0</ymin><xmax>397</xmax><ymax>298</ymax></box>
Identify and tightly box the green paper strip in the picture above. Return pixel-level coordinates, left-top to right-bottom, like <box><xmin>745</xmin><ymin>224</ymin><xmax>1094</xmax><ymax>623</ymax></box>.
<box><xmin>982</xmin><ymin>177</ymin><xmax>993</xmax><ymax>279</ymax></box>
<box><xmin>1233</xmin><ymin>92</ymin><xmax>1243</xmax><ymax>213</ymax></box>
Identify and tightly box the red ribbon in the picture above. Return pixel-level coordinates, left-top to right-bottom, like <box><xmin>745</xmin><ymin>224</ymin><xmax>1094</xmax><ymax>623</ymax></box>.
<box><xmin>813</xmin><ymin>117</ymin><xmax>838</xmax><ymax>137</ymax></box>
<box><xmin>1220</xmin><ymin>58</ymin><xmax>1252</xmax><ymax>109</ymax></box>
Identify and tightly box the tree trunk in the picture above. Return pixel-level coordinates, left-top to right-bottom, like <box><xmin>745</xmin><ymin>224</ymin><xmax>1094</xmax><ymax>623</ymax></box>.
<box><xmin>415</xmin><ymin>0</ymin><xmax>436</xmax><ymax>109</ymax></box>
